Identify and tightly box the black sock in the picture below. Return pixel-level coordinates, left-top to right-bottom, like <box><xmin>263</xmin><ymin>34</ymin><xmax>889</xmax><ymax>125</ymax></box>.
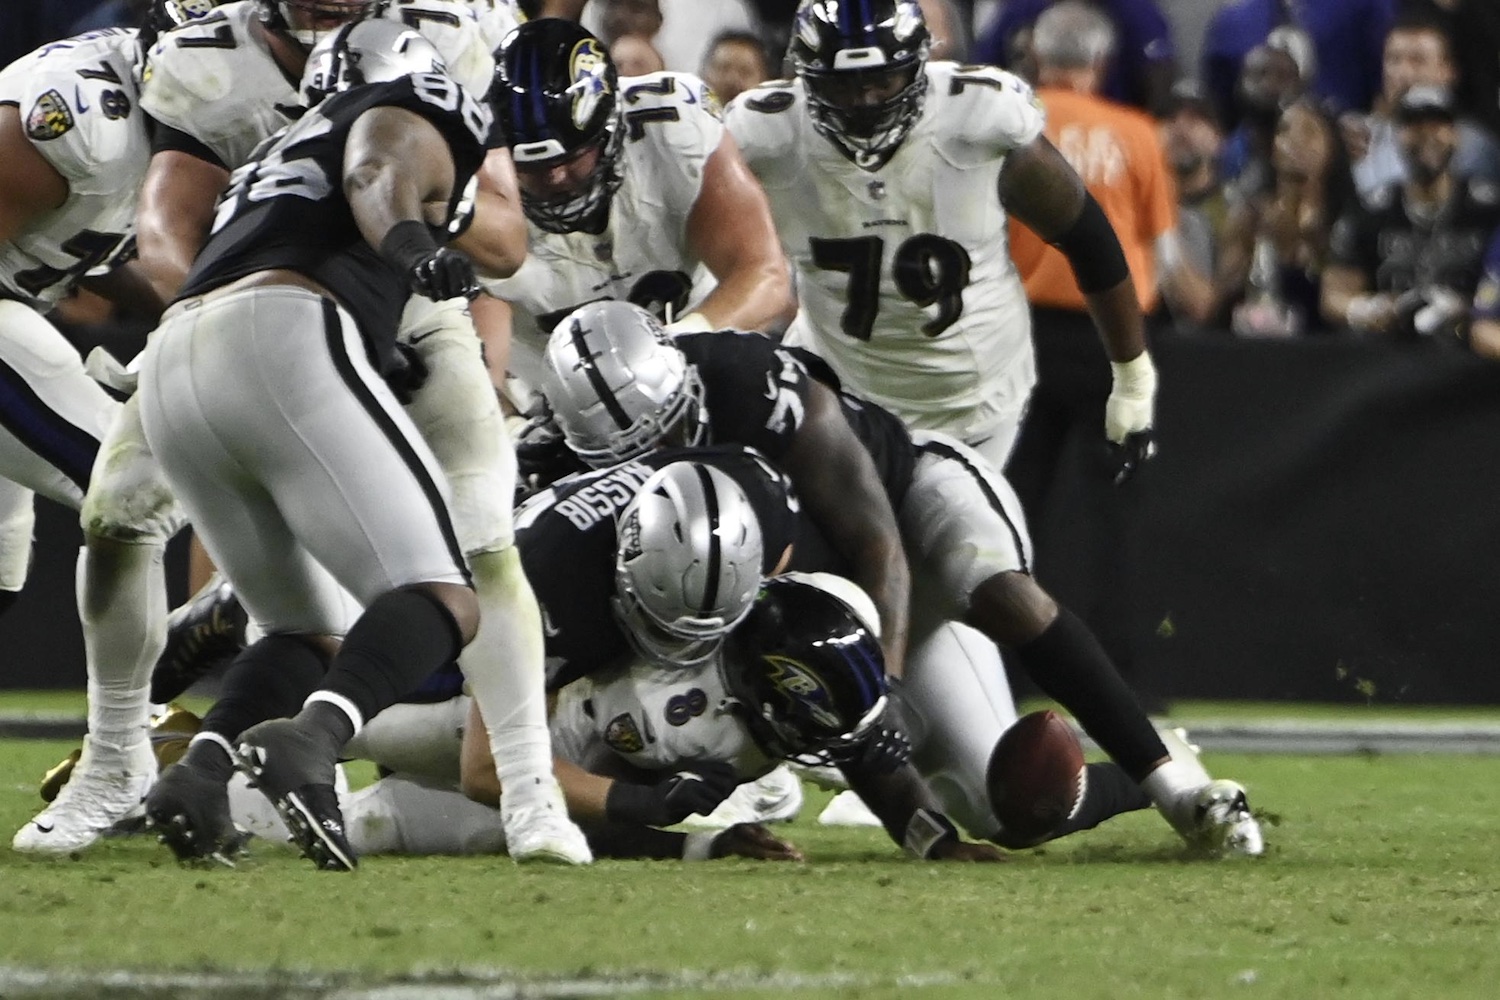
<box><xmin>0</xmin><ymin>589</ymin><xmax>17</xmax><ymax>620</ymax></box>
<box><xmin>316</xmin><ymin>587</ymin><xmax>464</xmax><ymax>727</ymax></box>
<box><xmin>1049</xmin><ymin>763</ymin><xmax>1152</xmax><ymax>840</ymax></box>
<box><xmin>1013</xmin><ymin>607</ymin><xmax>1167</xmax><ymax>780</ymax></box>
<box><xmin>201</xmin><ymin>635</ymin><xmax>331</xmax><ymax>741</ymax></box>
<box><xmin>178</xmin><ymin>736</ymin><xmax>235</xmax><ymax>783</ymax></box>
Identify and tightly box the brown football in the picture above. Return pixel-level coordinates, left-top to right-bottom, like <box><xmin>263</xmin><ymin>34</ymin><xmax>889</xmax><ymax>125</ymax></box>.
<box><xmin>985</xmin><ymin>710</ymin><xmax>1086</xmax><ymax>845</ymax></box>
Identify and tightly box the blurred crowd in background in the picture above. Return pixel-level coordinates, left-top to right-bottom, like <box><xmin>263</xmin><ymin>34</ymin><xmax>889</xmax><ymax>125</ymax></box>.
<box><xmin>7</xmin><ymin>0</ymin><xmax>1500</xmax><ymax>353</ymax></box>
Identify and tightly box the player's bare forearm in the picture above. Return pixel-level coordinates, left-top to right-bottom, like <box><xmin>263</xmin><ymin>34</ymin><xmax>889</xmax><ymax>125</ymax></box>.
<box><xmin>1083</xmin><ymin>279</ymin><xmax>1147</xmax><ymax>363</ymax></box>
<box><xmin>135</xmin><ymin>151</ymin><xmax>229</xmax><ymax>300</ymax></box>
<box><xmin>454</xmin><ymin>148</ymin><xmax>527</xmax><ymax>279</ymax></box>
<box><xmin>78</xmin><ymin>262</ymin><xmax>168</xmax><ymax>322</ymax></box>
<box><xmin>840</xmin><ymin>759</ymin><xmax>942</xmax><ymax>848</ymax></box>
<box><xmin>553</xmin><ymin>757</ymin><xmax>613</xmax><ymax>823</ymax></box>
<box><xmin>1471</xmin><ymin>319</ymin><xmax>1500</xmax><ymax>360</ymax></box>
<box><xmin>692</xmin><ymin>257</ymin><xmax>793</xmax><ymax>331</ymax></box>
<box><xmin>0</xmin><ymin>106</ymin><xmax>69</xmax><ymax>243</ymax></box>
<box><xmin>784</xmin><ymin>382</ymin><xmax>911</xmax><ymax>677</ymax></box>
<box><xmin>686</xmin><ymin>133</ymin><xmax>794</xmax><ymax>331</ymax></box>
<box><xmin>345</xmin><ymin>107</ymin><xmax>456</xmax><ymax>250</ymax></box>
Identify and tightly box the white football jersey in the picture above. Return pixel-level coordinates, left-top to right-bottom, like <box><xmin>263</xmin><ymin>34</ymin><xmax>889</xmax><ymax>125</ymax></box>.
<box><xmin>725</xmin><ymin>63</ymin><xmax>1046</xmax><ymax>443</ymax></box>
<box><xmin>140</xmin><ymin>0</ymin><xmax>494</xmax><ymax>171</ymax></box>
<box><xmin>550</xmin><ymin>654</ymin><xmax>777</xmax><ymax>782</ymax></box>
<box><xmin>0</xmin><ymin>30</ymin><xmax>147</xmax><ymax>307</ymax></box>
<box><xmin>482</xmin><ymin>71</ymin><xmax>724</xmax><ymax>386</ymax></box>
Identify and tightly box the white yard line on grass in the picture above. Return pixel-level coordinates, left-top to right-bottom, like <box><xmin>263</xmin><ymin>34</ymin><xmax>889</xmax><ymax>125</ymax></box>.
<box><xmin>0</xmin><ymin>966</ymin><xmax>961</xmax><ymax>998</ymax></box>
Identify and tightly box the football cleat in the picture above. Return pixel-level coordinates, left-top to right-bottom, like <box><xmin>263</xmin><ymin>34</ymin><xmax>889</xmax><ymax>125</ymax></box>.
<box><xmin>1186</xmin><ymin>779</ymin><xmax>1265</xmax><ymax>857</ymax></box>
<box><xmin>39</xmin><ymin>703</ymin><xmax>203</xmax><ymax>803</ymax></box>
<box><xmin>236</xmin><ymin>719</ymin><xmax>356</xmax><ymax>872</ymax></box>
<box><xmin>145</xmin><ymin>753</ymin><xmax>242</xmax><ymax>866</ymax></box>
<box><xmin>151</xmin><ymin>573</ymin><xmax>249</xmax><ymax>704</ymax></box>
<box><xmin>14</xmin><ymin>737</ymin><xmax>156</xmax><ymax>854</ymax></box>
<box><xmin>684</xmin><ymin>763</ymin><xmax>804</xmax><ymax>828</ymax></box>
<box><xmin>501</xmin><ymin>783</ymin><xmax>593</xmax><ymax>865</ymax></box>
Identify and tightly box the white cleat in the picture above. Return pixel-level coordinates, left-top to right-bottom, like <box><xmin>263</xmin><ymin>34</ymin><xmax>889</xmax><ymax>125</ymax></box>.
<box><xmin>1187</xmin><ymin>779</ymin><xmax>1264</xmax><ymax>857</ymax></box>
<box><xmin>816</xmin><ymin>789</ymin><xmax>884</xmax><ymax>828</ymax></box>
<box><xmin>502</xmin><ymin>784</ymin><xmax>592</xmax><ymax>865</ymax></box>
<box><xmin>13</xmin><ymin>736</ymin><xmax>156</xmax><ymax>854</ymax></box>
<box><xmin>684</xmin><ymin>763</ymin><xmax>805</xmax><ymax>828</ymax></box>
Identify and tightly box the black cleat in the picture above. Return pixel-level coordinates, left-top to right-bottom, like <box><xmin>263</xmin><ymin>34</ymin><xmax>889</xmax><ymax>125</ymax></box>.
<box><xmin>145</xmin><ymin>758</ymin><xmax>240</xmax><ymax>866</ymax></box>
<box><xmin>235</xmin><ymin>720</ymin><xmax>356</xmax><ymax>872</ymax></box>
<box><xmin>151</xmin><ymin>574</ymin><xmax>249</xmax><ymax>703</ymax></box>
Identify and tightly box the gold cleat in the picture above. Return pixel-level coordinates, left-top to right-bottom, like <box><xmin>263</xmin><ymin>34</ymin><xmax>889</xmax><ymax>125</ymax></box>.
<box><xmin>37</xmin><ymin>704</ymin><xmax>204</xmax><ymax>802</ymax></box>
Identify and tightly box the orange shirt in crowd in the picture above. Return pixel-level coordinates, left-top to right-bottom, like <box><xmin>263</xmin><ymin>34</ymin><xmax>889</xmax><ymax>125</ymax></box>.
<box><xmin>1008</xmin><ymin>86</ymin><xmax>1177</xmax><ymax>314</ymax></box>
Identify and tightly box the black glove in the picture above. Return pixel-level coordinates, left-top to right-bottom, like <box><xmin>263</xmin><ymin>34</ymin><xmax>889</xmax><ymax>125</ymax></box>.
<box><xmin>380</xmin><ymin>220</ymin><xmax>480</xmax><ymax>302</ymax></box>
<box><xmin>1104</xmin><ymin>429</ymin><xmax>1156</xmax><ymax>486</ymax></box>
<box><xmin>384</xmin><ymin>342</ymin><xmax>430</xmax><ymax>405</ymax></box>
<box><xmin>604</xmin><ymin>762</ymin><xmax>743</xmax><ymax>827</ymax></box>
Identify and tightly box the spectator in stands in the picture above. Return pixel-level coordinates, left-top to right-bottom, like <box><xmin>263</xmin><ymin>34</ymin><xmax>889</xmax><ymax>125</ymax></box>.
<box><xmin>917</xmin><ymin>0</ymin><xmax>968</xmax><ymax>62</ymax></box>
<box><xmin>1005</xmin><ymin>2</ymin><xmax>1184</xmax><ymax>699</ymax></box>
<box><xmin>587</xmin><ymin>0</ymin><xmax>759</xmax><ymax>75</ymax></box>
<box><xmin>1344</xmin><ymin>12</ymin><xmax>1500</xmax><ymax>201</ymax></box>
<box><xmin>1201</xmin><ymin>0</ymin><xmax>1396</xmax><ymax>127</ymax></box>
<box><xmin>1322</xmin><ymin>85</ymin><xmax>1500</xmax><ymax>339</ymax></box>
<box><xmin>701</xmin><ymin>31</ymin><xmax>771</xmax><ymax>106</ymax></box>
<box><xmin>1221</xmin><ymin>97</ymin><xmax>1356</xmax><ymax>335</ymax></box>
<box><xmin>1400</xmin><ymin>0</ymin><xmax>1500</xmax><ymax>137</ymax></box>
<box><xmin>974</xmin><ymin>0</ymin><xmax>1177</xmax><ymax>115</ymax></box>
<box><xmin>1220</xmin><ymin>27</ymin><xmax>1315</xmax><ymax>193</ymax></box>
<box><xmin>1160</xmin><ymin>79</ymin><xmax>1231</xmax><ymax>328</ymax></box>
<box><xmin>611</xmin><ymin>32</ymin><xmax>666</xmax><ymax>76</ymax></box>
<box><xmin>1469</xmin><ymin>227</ymin><xmax>1500</xmax><ymax>359</ymax></box>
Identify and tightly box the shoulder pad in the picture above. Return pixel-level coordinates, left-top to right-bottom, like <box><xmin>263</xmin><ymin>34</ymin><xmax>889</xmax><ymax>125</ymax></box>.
<box><xmin>926</xmin><ymin>62</ymin><xmax>1046</xmax><ymax>153</ymax></box>
<box><xmin>723</xmin><ymin>80</ymin><xmax>800</xmax><ymax>167</ymax></box>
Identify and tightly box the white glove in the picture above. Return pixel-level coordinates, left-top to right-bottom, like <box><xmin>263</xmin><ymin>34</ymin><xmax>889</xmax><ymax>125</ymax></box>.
<box><xmin>1105</xmin><ymin>351</ymin><xmax>1157</xmax><ymax>444</ymax></box>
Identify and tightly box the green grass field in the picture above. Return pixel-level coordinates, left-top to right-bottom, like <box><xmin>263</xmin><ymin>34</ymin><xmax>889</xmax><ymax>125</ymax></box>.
<box><xmin>4</xmin><ymin>714</ymin><xmax>1500</xmax><ymax>1000</ymax></box>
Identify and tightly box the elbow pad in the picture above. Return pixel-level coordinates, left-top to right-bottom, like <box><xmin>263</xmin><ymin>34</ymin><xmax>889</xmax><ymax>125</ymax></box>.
<box><xmin>1050</xmin><ymin>193</ymin><xmax>1131</xmax><ymax>294</ymax></box>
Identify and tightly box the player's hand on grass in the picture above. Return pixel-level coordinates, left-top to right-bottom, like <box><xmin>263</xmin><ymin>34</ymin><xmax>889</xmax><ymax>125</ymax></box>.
<box><xmin>929</xmin><ymin>840</ymin><xmax>1007</xmax><ymax>863</ymax></box>
<box><xmin>710</xmin><ymin>823</ymin><xmax>805</xmax><ymax>861</ymax></box>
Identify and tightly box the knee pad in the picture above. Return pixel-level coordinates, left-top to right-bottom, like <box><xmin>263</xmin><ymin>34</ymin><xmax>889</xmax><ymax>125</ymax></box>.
<box><xmin>81</xmin><ymin>402</ymin><xmax>186</xmax><ymax>544</ymax></box>
<box><xmin>0</xmin><ymin>489</ymin><xmax>35</xmax><ymax>591</ymax></box>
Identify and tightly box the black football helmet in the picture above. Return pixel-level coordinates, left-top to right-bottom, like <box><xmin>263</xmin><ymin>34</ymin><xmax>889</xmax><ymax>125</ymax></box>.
<box><xmin>788</xmin><ymin>0</ymin><xmax>931</xmax><ymax>170</ymax></box>
<box><xmin>492</xmin><ymin>19</ymin><xmax>624</xmax><ymax>235</ymax></box>
<box><xmin>723</xmin><ymin>575</ymin><xmax>890</xmax><ymax>766</ymax></box>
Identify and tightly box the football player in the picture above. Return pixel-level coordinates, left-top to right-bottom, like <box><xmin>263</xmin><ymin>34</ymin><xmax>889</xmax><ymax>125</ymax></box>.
<box><xmin>485</xmin><ymin>22</ymin><xmax>912</xmax><ymax>679</ymax></box>
<box><xmin>132</xmin><ymin>19</ymin><xmax>504</xmax><ymax>872</ymax></box>
<box><xmin>722</xmin><ymin>0</ymin><xmax>1155</xmax><ymax>478</ymax></box>
<box><xmin>6</xmin><ymin>3</ymin><xmax>222</xmax><ymax>856</ymax></box>
<box><xmin>479</xmin><ymin>19</ymin><xmax>794</xmax><ymax>384</ymax></box>
<box><xmin>87</xmin><ymin>0</ymin><xmax>592</xmax><ymax>865</ymax></box>
<box><xmin>539</xmin><ymin>301</ymin><xmax>1264</xmax><ymax>856</ymax></box>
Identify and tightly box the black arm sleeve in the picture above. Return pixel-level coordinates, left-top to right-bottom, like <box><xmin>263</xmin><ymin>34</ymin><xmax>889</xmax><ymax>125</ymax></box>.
<box><xmin>147</xmin><ymin>115</ymin><xmax>227</xmax><ymax>170</ymax></box>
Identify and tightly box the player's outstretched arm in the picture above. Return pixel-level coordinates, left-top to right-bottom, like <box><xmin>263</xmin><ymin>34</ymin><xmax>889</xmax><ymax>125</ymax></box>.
<box><xmin>0</xmin><ymin>106</ymin><xmax>70</xmax><ymax>243</ymax></box>
<box><xmin>135</xmin><ymin>147</ymin><xmax>231</xmax><ymax>302</ymax></box>
<box><xmin>840</xmin><ymin>756</ymin><xmax>1004</xmax><ymax>862</ymax></box>
<box><xmin>78</xmin><ymin>264</ymin><xmax>169</xmax><ymax>323</ymax></box>
<box><xmin>679</xmin><ymin>131</ymin><xmax>794</xmax><ymax>333</ymax></box>
<box><xmin>782</xmin><ymin>380</ymin><xmax>911</xmax><ymax>679</ymax></box>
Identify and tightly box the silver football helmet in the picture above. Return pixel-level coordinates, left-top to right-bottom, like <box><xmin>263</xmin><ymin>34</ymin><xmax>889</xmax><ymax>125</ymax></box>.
<box><xmin>613</xmin><ymin>462</ymin><xmax>764</xmax><ymax>668</ymax></box>
<box><xmin>541</xmin><ymin>301</ymin><xmax>709</xmax><ymax>469</ymax></box>
<box><xmin>301</xmin><ymin>17</ymin><xmax>448</xmax><ymax>106</ymax></box>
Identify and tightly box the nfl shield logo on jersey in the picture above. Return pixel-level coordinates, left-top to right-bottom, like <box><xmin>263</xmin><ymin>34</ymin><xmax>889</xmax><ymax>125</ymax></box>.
<box><xmin>27</xmin><ymin>90</ymin><xmax>75</xmax><ymax>141</ymax></box>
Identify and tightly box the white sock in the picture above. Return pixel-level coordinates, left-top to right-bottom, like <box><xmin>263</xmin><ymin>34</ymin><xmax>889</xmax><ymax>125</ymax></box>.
<box><xmin>344</xmin><ymin>773</ymin><xmax>507</xmax><ymax>856</ymax></box>
<box><xmin>461</xmin><ymin>547</ymin><xmax>555</xmax><ymax>810</ymax></box>
<box><xmin>79</xmin><ymin>540</ymin><xmax>166</xmax><ymax>751</ymax></box>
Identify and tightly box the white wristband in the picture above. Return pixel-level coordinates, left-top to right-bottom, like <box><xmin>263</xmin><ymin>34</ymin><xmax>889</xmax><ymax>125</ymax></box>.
<box><xmin>682</xmin><ymin>831</ymin><xmax>717</xmax><ymax>861</ymax></box>
<box><xmin>1109</xmin><ymin>351</ymin><xmax>1157</xmax><ymax>400</ymax></box>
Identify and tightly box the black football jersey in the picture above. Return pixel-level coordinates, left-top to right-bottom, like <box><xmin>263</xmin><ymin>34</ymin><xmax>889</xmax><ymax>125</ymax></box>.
<box><xmin>517</xmin><ymin>444</ymin><xmax>803</xmax><ymax>692</ymax></box>
<box><xmin>675</xmin><ymin>330</ymin><xmax>917</xmax><ymax>507</ymax></box>
<box><xmin>177</xmin><ymin>73</ymin><xmax>489</xmax><ymax>368</ymax></box>
<box><xmin>1329</xmin><ymin>178</ymin><xmax>1500</xmax><ymax>297</ymax></box>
